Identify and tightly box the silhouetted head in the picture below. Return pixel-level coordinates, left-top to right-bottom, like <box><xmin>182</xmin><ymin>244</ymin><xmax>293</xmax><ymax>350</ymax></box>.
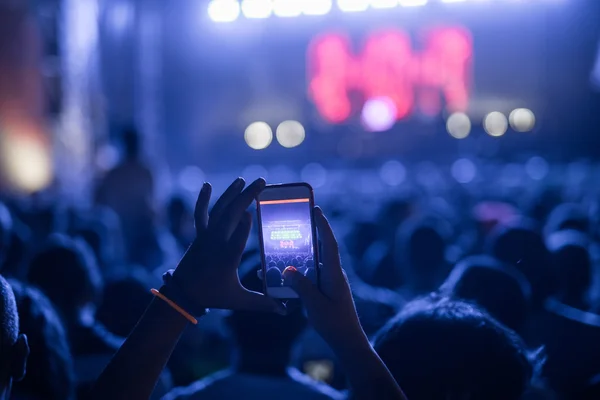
<box><xmin>544</xmin><ymin>203</ymin><xmax>589</xmax><ymax>237</ymax></box>
<box><xmin>440</xmin><ymin>255</ymin><xmax>532</xmax><ymax>333</ymax></box>
<box><xmin>0</xmin><ymin>276</ymin><xmax>28</xmax><ymax>399</ymax></box>
<box><xmin>373</xmin><ymin>297</ymin><xmax>536</xmax><ymax>400</ymax></box>
<box><xmin>396</xmin><ymin>217</ymin><xmax>450</xmax><ymax>292</ymax></box>
<box><xmin>96</xmin><ymin>268</ymin><xmax>154</xmax><ymax>337</ymax></box>
<box><xmin>10</xmin><ymin>280</ymin><xmax>74</xmax><ymax>400</ymax></box>
<box><xmin>121</xmin><ymin>126</ymin><xmax>141</xmax><ymax>159</ymax></box>
<box><xmin>488</xmin><ymin>221</ymin><xmax>554</xmax><ymax>307</ymax></box>
<box><xmin>546</xmin><ymin>230</ymin><xmax>592</xmax><ymax>309</ymax></box>
<box><xmin>226</xmin><ymin>264</ymin><xmax>306</xmax><ymax>373</ymax></box>
<box><xmin>27</xmin><ymin>235</ymin><xmax>102</xmax><ymax>322</ymax></box>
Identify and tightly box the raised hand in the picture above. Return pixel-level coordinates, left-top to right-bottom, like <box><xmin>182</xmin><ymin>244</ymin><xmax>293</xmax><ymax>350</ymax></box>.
<box><xmin>283</xmin><ymin>207</ymin><xmax>407</xmax><ymax>399</ymax></box>
<box><xmin>283</xmin><ymin>207</ymin><xmax>365</xmax><ymax>345</ymax></box>
<box><xmin>171</xmin><ymin>177</ymin><xmax>285</xmax><ymax>314</ymax></box>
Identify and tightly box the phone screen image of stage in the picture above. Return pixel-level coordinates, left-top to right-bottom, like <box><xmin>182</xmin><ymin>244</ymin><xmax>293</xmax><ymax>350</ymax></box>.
<box><xmin>259</xmin><ymin>198</ymin><xmax>317</xmax><ymax>290</ymax></box>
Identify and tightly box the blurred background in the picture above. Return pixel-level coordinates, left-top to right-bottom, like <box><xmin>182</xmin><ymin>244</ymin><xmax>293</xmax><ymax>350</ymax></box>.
<box><xmin>2</xmin><ymin>1</ymin><xmax>600</xmax><ymax>398</ymax></box>
<box><xmin>1</xmin><ymin>0</ymin><xmax>599</xmax><ymax>198</ymax></box>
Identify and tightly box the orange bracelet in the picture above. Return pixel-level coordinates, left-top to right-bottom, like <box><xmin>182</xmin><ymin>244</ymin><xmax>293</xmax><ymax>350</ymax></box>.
<box><xmin>150</xmin><ymin>288</ymin><xmax>198</xmax><ymax>325</ymax></box>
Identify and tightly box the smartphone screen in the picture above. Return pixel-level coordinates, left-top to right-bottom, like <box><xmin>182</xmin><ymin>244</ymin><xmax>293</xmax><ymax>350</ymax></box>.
<box><xmin>256</xmin><ymin>183</ymin><xmax>319</xmax><ymax>299</ymax></box>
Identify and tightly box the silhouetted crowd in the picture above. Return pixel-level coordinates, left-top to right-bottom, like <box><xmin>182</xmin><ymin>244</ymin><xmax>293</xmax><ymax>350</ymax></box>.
<box><xmin>0</xmin><ymin>130</ymin><xmax>599</xmax><ymax>400</ymax></box>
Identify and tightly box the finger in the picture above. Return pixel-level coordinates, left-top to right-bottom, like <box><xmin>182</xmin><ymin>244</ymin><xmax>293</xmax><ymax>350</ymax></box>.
<box><xmin>228</xmin><ymin>211</ymin><xmax>252</xmax><ymax>259</ymax></box>
<box><xmin>314</xmin><ymin>207</ymin><xmax>341</xmax><ymax>272</ymax></box>
<box><xmin>209</xmin><ymin>178</ymin><xmax>245</xmax><ymax>223</ymax></box>
<box><xmin>284</xmin><ymin>269</ymin><xmax>321</xmax><ymax>309</ymax></box>
<box><xmin>239</xmin><ymin>290</ymin><xmax>287</xmax><ymax>315</ymax></box>
<box><xmin>194</xmin><ymin>182</ymin><xmax>212</xmax><ymax>234</ymax></box>
<box><xmin>218</xmin><ymin>178</ymin><xmax>266</xmax><ymax>240</ymax></box>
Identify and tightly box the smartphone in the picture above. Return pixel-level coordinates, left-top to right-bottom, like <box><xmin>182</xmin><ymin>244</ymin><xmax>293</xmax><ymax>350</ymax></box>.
<box><xmin>256</xmin><ymin>183</ymin><xmax>319</xmax><ymax>299</ymax></box>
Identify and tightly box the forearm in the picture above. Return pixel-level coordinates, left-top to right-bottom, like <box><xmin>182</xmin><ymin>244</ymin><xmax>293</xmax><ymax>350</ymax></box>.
<box><xmin>332</xmin><ymin>333</ymin><xmax>407</xmax><ymax>400</ymax></box>
<box><xmin>89</xmin><ymin>297</ymin><xmax>189</xmax><ymax>400</ymax></box>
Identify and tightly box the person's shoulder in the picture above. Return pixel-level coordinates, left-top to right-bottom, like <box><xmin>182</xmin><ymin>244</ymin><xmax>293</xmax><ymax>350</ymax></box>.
<box><xmin>287</xmin><ymin>367</ymin><xmax>346</xmax><ymax>400</ymax></box>
<box><xmin>161</xmin><ymin>370</ymin><xmax>233</xmax><ymax>400</ymax></box>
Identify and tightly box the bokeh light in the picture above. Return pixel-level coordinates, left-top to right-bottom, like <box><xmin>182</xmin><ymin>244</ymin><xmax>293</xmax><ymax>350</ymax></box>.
<box><xmin>1</xmin><ymin>133</ymin><xmax>53</xmax><ymax>193</ymax></box>
<box><xmin>370</xmin><ymin>0</ymin><xmax>398</xmax><ymax>9</ymax></box>
<box><xmin>276</xmin><ymin>120</ymin><xmax>305</xmax><ymax>148</ymax></box>
<box><xmin>241</xmin><ymin>0</ymin><xmax>273</xmax><ymax>19</ymax></box>
<box><xmin>484</xmin><ymin>112</ymin><xmax>508</xmax><ymax>137</ymax></box>
<box><xmin>446</xmin><ymin>112</ymin><xmax>471</xmax><ymax>139</ymax></box>
<box><xmin>509</xmin><ymin>108</ymin><xmax>536</xmax><ymax>132</ymax></box>
<box><xmin>525</xmin><ymin>156</ymin><xmax>549</xmax><ymax>181</ymax></box>
<box><xmin>451</xmin><ymin>158</ymin><xmax>476</xmax><ymax>184</ymax></box>
<box><xmin>178</xmin><ymin>166</ymin><xmax>205</xmax><ymax>192</ymax></box>
<box><xmin>273</xmin><ymin>0</ymin><xmax>302</xmax><ymax>17</ymax></box>
<box><xmin>398</xmin><ymin>0</ymin><xmax>428</xmax><ymax>6</ymax></box>
<box><xmin>337</xmin><ymin>0</ymin><xmax>369</xmax><ymax>12</ymax></box>
<box><xmin>301</xmin><ymin>163</ymin><xmax>327</xmax><ymax>188</ymax></box>
<box><xmin>361</xmin><ymin>97</ymin><xmax>397</xmax><ymax>132</ymax></box>
<box><xmin>242</xmin><ymin>164</ymin><xmax>269</xmax><ymax>180</ymax></box>
<box><xmin>303</xmin><ymin>0</ymin><xmax>333</xmax><ymax>15</ymax></box>
<box><xmin>245</xmin><ymin>122</ymin><xmax>273</xmax><ymax>150</ymax></box>
<box><xmin>207</xmin><ymin>0</ymin><xmax>240</xmax><ymax>22</ymax></box>
<box><xmin>380</xmin><ymin>160</ymin><xmax>407</xmax><ymax>186</ymax></box>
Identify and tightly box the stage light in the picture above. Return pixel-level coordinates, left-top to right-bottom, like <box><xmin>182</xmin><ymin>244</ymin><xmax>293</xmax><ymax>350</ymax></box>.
<box><xmin>241</xmin><ymin>0</ymin><xmax>273</xmax><ymax>19</ymax></box>
<box><xmin>525</xmin><ymin>156</ymin><xmax>549</xmax><ymax>181</ymax></box>
<box><xmin>273</xmin><ymin>0</ymin><xmax>302</xmax><ymax>17</ymax></box>
<box><xmin>451</xmin><ymin>158</ymin><xmax>476</xmax><ymax>184</ymax></box>
<box><xmin>178</xmin><ymin>166</ymin><xmax>205</xmax><ymax>192</ymax></box>
<box><xmin>338</xmin><ymin>0</ymin><xmax>369</xmax><ymax>12</ymax></box>
<box><xmin>509</xmin><ymin>108</ymin><xmax>535</xmax><ymax>132</ymax></box>
<box><xmin>301</xmin><ymin>163</ymin><xmax>327</xmax><ymax>188</ymax></box>
<box><xmin>245</xmin><ymin>122</ymin><xmax>273</xmax><ymax>150</ymax></box>
<box><xmin>303</xmin><ymin>0</ymin><xmax>333</xmax><ymax>15</ymax></box>
<box><xmin>484</xmin><ymin>112</ymin><xmax>508</xmax><ymax>137</ymax></box>
<box><xmin>446</xmin><ymin>112</ymin><xmax>471</xmax><ymax>139</ymax></box>
<box><xmin>276</xmin><ymin>120</ymin><xmax>305</xmax><ymax>148</ymax></box>
<box><xmin>1</xmin><ymin>133</ymin><xmax>53</xmax><ymax>193</ymax></box>
<box><xmin>370</xmin><ymin>0</ymin><xmax>398</xmax><ymax>9</ymax></box>
<box><xmin>208</xmin><ymin>0</ymin><xmax>240</xmax><ymax>22</ymax></box>
<box><xmin>398</xmin><ymin>0</ymin><xmax>428</xmax><ymax>7</ymax></box>
<box><xmin>380</xmin><ymin>160</ymin><xmax>406</xmax><ymax>186</ymax></box>
<box><xmin>361</xmin><ymin>97</ymin><xmax>397</xmax><ymax>132</ymax></box>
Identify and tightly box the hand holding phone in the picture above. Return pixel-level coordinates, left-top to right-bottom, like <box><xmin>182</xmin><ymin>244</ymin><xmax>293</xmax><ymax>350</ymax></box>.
<box><xmin>256</xmin><ymin>183</ymin><xmax>320</xmax><ymax>299</ymax></box>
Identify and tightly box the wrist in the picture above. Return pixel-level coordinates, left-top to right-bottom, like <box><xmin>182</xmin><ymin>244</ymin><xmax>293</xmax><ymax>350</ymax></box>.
<box><xmin>161</xmin><ymin>270</ymin><xmax>208</xmax><ymax>318</ymax></box>
<box><xmin>150</xmin><ymin>296</ymin><xmax>192</xmax><ymax>327</ymax></box>
<box><xmin>327</xmin><ymin>326</ymin><xmax>372</xmax><ymax>359</ymax></box>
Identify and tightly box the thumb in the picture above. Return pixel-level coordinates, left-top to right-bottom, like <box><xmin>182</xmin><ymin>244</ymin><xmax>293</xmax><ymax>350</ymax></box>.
<box><xmin>284</xmin><ymin>270</ymin><xmax>320</xmax><ymax>308</ymax></box>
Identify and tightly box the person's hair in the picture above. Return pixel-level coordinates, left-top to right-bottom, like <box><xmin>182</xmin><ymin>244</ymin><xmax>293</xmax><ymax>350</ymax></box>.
<box><xmin>27</xmin><ymin>234</ymin><xmax>103</xmax><ymax>316</ymax></box>
<box><xmin>10</xmin><ymin>280</ymin><xmax>75</xmax><ymax>400</ymax></box>
<box><xmin>544</xmin><ymin>203</ymin><xmax>589</xmax><ymax>237</ymax></box>
<box><xmin>487</xmin><ymin>221</ymin><xmax>554</xmax><ymax>307</ymax></box>
<box><xmin>440</xmin><ymin>255</ymin><xmax>532</xmax><ymax>333</ymax></box>
<box><xmin>397</xmin><ymin>217</ymin><xmax>450</xmax><ymax>271</ymax></box>
<box><xmin>96</xmin><ymin>268</ymin><xmax>154</xmax><ymax>337</ymax></box>
<box><xmin>0</xmin><ymin>275</ymin><xmax>19</xmax><ymax>381</ymax></box>
<box><xmin>373</xmin><ymin>297</ymin><xmax>537</xmax><ymax>400</ymax></box>
<box><xmin>546</xmin><ymin>230</ymin><xmax>592</xmax><ymax>307</ymax></box>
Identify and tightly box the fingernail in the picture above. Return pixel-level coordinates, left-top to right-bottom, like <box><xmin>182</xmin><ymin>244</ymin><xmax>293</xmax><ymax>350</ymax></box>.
<box><xmin>201</xmin><ymin>182</ymin><xmax>208</xmax><ymax>193</ymax></box>
<box><xmin>315</xmin><ymin>206</ymin><xmax>323</xmax><ymax>215</ymax></box>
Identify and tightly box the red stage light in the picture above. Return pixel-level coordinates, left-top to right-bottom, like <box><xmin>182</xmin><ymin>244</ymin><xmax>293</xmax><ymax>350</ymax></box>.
<box><xmin>307</xmin><ymin>26</ymin><xmax>473</xmax><ymax>124</ymax></box>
